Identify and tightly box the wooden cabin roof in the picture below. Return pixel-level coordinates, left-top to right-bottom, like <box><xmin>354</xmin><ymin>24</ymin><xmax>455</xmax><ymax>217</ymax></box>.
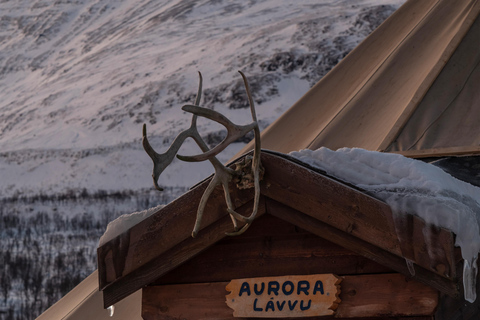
<box><xmin>97</xmin><ymin>151</ymin><xmax>462</xmax><ymax>308</ymax></box>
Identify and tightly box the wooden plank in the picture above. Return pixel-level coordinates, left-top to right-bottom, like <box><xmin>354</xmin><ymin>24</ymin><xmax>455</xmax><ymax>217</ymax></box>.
<box><xmin>435</xmin><ymin>260</ymin><xmax>480</xmax><ymax>320</ymax></box>
<box><xmin>102</xmin><ymin>198</ymin><xmax>266</xmax><ymax>308</ymax></box>
<box><xmin>336</xmin><ymin>274</ymin><xmax>438</xmax><ymax>318</ymax></box>
<box><xmin>225</xmin><ymin>274</ymin><xmax>341</xmax><ymax>318</ymax></box>
<box><xmin>266</xmin><ymin>198</ymin><xmax>459</xmax><ymax>298</ymax></box>
<box><xmin>395</xmin><ymin>146</ymin><xmax>480</xmax><ymax>159</ymax></box>
<box><xmin>155</xmin><ymin>215</ymin><xmax>391</xmax><ymax>285</ymax></box>
<box><xmin>142</xmin><ymin>273</ymin><xmax>438</xmax><ymax>319</ymax></box>
<box><xmin>393</xmin><ymin>213</ymin><xmax>456</xmax><ymax>279</ymax></box>
<box><xmin>261</xmin><ymin>152</ymin><xmax>457</xmax><ymax>279</ymax></box>
<box><xmin>142</xmin><ymin>282</ymin><xmax>233</xmax><ymax>320</ymax></box>
<box><xmin>260</xmin><ymin>153</ymin><xmax>402</xmax><ymax>256</ymax></box>
<box><xmin>97</xmin><ymin>171</ymin><xmax>256</xmax><ymax>290</ymax></box>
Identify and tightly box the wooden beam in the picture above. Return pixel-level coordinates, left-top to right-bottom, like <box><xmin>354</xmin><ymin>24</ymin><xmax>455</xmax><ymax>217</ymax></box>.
<box><xmin>102</xmin><ymin>198</ymin><xmax>266</xmax><ymax>308</ymax></box>
<box><xmin>261</xmin><ymin>152</ymin><xmax>457</xmax><ymax>279</ymax></box>
<box><xmin>394</xmin><ymin>146</ymin><xmax>480</xmax><ymax>159</ymax></box>
<box><xmin>98</xmin><ymin>173</ymin><xmax>256</xmax><ymax>290</ymax></box>
<box><xmin>435</xmin><ymin>261</ymin><xmax>480</xmax><ymax>320</ymax></box>
<box><xmin>142</xmin><ymin>273</ymin><xmax>438</xmax><ymax>319</ymax></box>
<box><xmin>393</xmin><ymin>211</ymin><xmax>456</xmax><ymax>279</ymax></box>
<box><xmin>154</xmin><ymin>215</ymin><xmax>391</xmax><ymax>285</ymax></box>
<box><xmin>266</xmin><ymin>198</ymin><xmax>459</xmax><ymax>298</ymax></box>
<box><xmin>336</xmin><ymin>274</ymin><xmax>438</xmax><ymax>318</ymax></box>
<box><xmin>260</xmin><ymin>152</ymin><xmax>401</xmax><ymax>256</ymax></box>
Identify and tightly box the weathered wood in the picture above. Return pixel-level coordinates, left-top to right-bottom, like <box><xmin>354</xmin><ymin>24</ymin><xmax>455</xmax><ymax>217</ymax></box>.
<box><xmin>260</xmin><ymin>153</ymin><xmax>402</xmax><ymax>256</ymax></box>
<box><xmin>98</xmin><ymin>151</ymin><xmax>459</xmax><ymax>308</ymax></box>
<box><xmin>336</xmin><ymin>274</ymin><xmax>438</xmax><ymax>318</ymax></box>
<box><xmin>155</xmin><ymin>215</ymin><xmax>391</xmax><ymax>285</ymax></box>
<box><xmin>142</xmin><ymin>273</ymin><xmax>438</xmax><ymax>319</ymax></box>
<box><xmin>98</xmin><ymin>170</ymin><xmax>256</xmax><ymax>290</ymax></box>
<box><xmin>393</xmin><ymin>212</ymin><xmax>456</xmax><ymax>279</ymax></box>
<box><xmin>435</xmin><ymin>260</ymin><xmax>480</xmax><ymax>320</ymax></box>
<box><xmin>102</xmin><ymin>198</ymin><xmax>266</xmax><ymax>308</ymax></box>
<box><xmin>260</xmin><ymin>152</ymin><xmax>457</xmax><ymax>279</ymax></box>
<box><xmin>142</xmin><ymin>282</ymin><xmax>233</xmax><ymax>320</ymax></box>
<box><xmin>267</xmin><ymin>198</ymin><xmax>459</xmax><ymax>298</ymax></box>
<box><xmin>225</xmin><ymin>274</ymin><xmax>342</xmax><ymax>318</ymax></box>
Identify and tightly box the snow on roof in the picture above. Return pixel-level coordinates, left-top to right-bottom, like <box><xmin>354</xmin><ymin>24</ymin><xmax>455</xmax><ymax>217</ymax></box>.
<box><xmin>99</xmin><ymin>205</ymin><xmax>164</xmax><ymax>247</ymax></box>
<box><xmin>290</xmin><ymin>147</ymin><xmax>480</xmax><ymax>302</ymax></box>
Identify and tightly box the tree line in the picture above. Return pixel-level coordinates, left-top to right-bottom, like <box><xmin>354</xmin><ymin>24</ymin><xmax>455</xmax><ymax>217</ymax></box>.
<box><xmin>0</xmin><ymin>187</ymin><xmax>184</xmax><ymax>320</ymax></box>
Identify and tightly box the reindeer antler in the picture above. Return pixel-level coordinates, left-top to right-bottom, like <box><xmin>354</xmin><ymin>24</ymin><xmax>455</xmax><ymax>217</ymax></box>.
<box><xmin>225</xmin><ymin>71</ymin><xmax>262</xmax><ymax>236</ymax></box>
<box><xmin>143</xmin><ymin>72</ymin><xmax>205</xmax><ymax>191</ymax></box>
<box><xmin>143</xmin><ymin>71</ymin><xmax>262</xmax><ymax>237</ymax></box>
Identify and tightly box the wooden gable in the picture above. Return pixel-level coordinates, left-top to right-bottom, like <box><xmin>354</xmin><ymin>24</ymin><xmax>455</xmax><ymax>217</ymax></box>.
<box><xmin>98</xmin><ymin>151</ymin><xmax>467</xmax><ymax>318</ymax></box>
<box><xmin>143</xmin><ymin>214</ymin><xmax>439</xmax><ymax>319</ymax></box>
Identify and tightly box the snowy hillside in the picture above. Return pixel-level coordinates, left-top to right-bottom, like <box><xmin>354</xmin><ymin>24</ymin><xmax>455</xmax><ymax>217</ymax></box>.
<box><xmin>0</xmin><ymin>0</ymin><xmax>405</xmax><ymax>197</ymax></box>
<box><xmin>0</xmin><ymin>0</ymin><xmax>406</xmax><ymax>318</ymax></box>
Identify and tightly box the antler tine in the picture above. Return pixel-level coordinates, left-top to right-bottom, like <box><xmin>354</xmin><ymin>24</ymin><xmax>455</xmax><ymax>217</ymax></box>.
<box><xmin>143</xmin><ymin>124</ymin><xmax>159</xmax><ymax>161</ymax></box>
<box><xmin>188</xmin><ymin>127</ymin><xmax>240</xmax><ymax>235</ymax></box>
<box><xmin>143</xmin><ymin>72</ymin><xmax>205</xmax><ymax>191</ymax></box>
<box><xmin>222</xmin><ymin>71</ymin><xmax>262</xmax><ymax>236</ymax></box>
<box><xmin>177</xmin><ymin>105</ymin><xmax>256</xmax><ymax>162</ymax></box>
<box><xmin>221</xmin><ymin>178</ymin><xmax>240</xmax><ymax>232</ymax></box>
<box><xmin>194</xmin><ymin>71</ymin><xmax>203</xmax><ymax>106</ymax></box>
<box><xmin>144</xmin><ymin>124</ymin><xmax>194</xmax><ymax>191</ymax></box>
<box><xmin>238</xmin><ymin>70</ymin><xmax>257</xmax><ymax>122</ymax></box>
<box><xmin>186</xmin><ymin>75</ymin><xmax>237</xmax><ymax>170</ymax></box>
<box><xmin>190</xmin><ymin>71</ymin><xmax>203</xmax><ymax>127</ymax></box>
<box><xmin>178</xmin><ymin>71</ymin><xmax>259</xmax><ymax>164</ymax></box>
<box><xmin>192</xmin><ymin>175</ymin><xmax>218</xmax><ymax>238</ymax></box>
<box><xmin>238</xmin><ymin>70</ymin><xmax>261</xmax><ymax>165</ymax></box>
<box><xmin>184</xmin><ymin>104</ymin><xmax>236</xmax><ymax>127</ymax></box>
<box><xmin>225</xmin><ymin>223</ymin><xmax>251</xmax><ymax>236</ymax></box>
<box><xmin>192</xmin><ymin>160</ymin><xmax>240</xmax><ymax>237</ymax></box>
<box><xmin>240</xmin><ymin>70</ymin><xmax>261</xmax><ymax>182</ymax></box>
<box><xmin>142</xmin><ymin>124</ymin><xmax>164</xmax><ymax>191</ymax></box>
<box><xmin>239</xmin><ymin>70</ymin><xmax>261</xmax><ymax>205</ymax></box>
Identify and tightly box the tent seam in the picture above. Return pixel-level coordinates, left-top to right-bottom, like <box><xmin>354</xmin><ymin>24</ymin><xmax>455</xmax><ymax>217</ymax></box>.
<box><xmin>306</xmin><ymin>0</ymin><xmax>441</xmax><ymax>150</ymax></box>
<box><xmin>61</xmin><ymin>287</ymin><xmax>99</xmax><ymax>320</ymax></box>
<box><xmin>384</xmin><ymin>0</ymin><xmax>480</xmax><ymax>152</ymax></box>
<box><xmin>406</xmin><ymin>57</ymin><xmax>480</xmax><ymax>151</ymax></box>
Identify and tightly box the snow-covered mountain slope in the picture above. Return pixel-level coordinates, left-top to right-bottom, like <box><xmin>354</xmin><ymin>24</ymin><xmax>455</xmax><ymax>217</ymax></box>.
<box><xmin>0</xmin><ymin>0</ymin><xmax>405</xmax><ymax>197</ymax></box>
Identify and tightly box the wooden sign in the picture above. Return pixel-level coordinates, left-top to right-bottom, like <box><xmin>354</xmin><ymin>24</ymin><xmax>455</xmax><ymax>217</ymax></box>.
<box><xmin>226</xmin><ymin>274</ymin><xmax>341</xmax><ymax>318</ymax></box>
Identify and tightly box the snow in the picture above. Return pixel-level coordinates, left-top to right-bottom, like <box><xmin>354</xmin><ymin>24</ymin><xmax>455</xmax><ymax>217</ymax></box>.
<box><xmin>107</xmin><ymin>305</ymin><xmax>114</xmax><ymax>317</ymax></box>
<box><xmin>98</xmin><ymin>204</ymin><xmax>164</xmax><ymax>246</ymax></box>
<box><xmin>0</xmin><ymin>0</ymin><xmax>406</xmax><ymax>198</ymax></box>
<box><xmin>290</xmin><ymin>147</ymin><xmax>480</xmax><ymax>302</ymax></box>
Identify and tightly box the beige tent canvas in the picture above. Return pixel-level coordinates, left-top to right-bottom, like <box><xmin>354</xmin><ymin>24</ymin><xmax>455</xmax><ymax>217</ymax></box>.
<box><xmin>38</xmin><ymin>0</ymin><xmax>480</xmax><ymax>318</ymax></box>
<box><xmin>236</xmin><ymin>0</ymin><xmax>480</xmax><ymax>158</ymax></box>
<box><xmin>37</xmin><ymin>271</ymin><xmax>142</xmax><ymax>320</ymax></box>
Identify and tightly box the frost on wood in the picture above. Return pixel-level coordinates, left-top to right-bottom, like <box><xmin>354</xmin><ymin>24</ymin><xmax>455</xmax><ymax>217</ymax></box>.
<box><xmin>98</xmin><ymin>205</ymin><xmax>164</xmax><ymax>247</ymax></box>
<box><xmin>291</xmin><ymin>147</ymin><xmax>480</xmax><ymax>302</ymax></box>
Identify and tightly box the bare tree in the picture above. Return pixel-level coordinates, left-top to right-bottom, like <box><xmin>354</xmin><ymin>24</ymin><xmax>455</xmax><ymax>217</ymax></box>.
<box><xmin>1</xmin><ymin>267</ymin><xmax>12</xmax><ymax>305</ymax></box>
